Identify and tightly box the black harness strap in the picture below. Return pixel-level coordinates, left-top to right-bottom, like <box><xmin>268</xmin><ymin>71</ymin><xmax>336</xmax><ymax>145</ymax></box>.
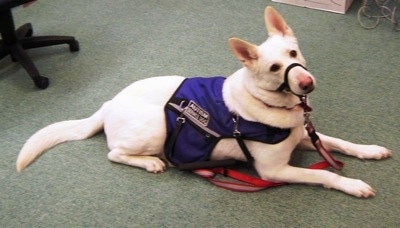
<box><xmin>232</xmin><ymin>115</ymin><xmax>254</xmax><ymax>165</ymax></box>
<box><xmin>165</xmin><ymin>113</ymin><xmax>185</xmax><ymax>159</ymax></box>
<box><xmin>234</xmin><ymin>136</ymin><xmax>254</xmax><ymax>164</ymax></box>
<box><xmin>178</xmin><ymin>159</ymin><xmax>237</xmax><ymax>171</ymax></box>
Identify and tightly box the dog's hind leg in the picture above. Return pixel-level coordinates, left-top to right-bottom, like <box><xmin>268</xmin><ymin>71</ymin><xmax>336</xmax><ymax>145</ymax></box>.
<box><xmin>107</xmin><ymin>148</ymin><xmax>166</xmax><ymax>173</ymax></box>
<box><xmin>102</xmin><ymin>97</ymin><xmax>170</xmax><ymax>173</ymax></box>
<box><xmin>298</xmin><ymin>130</ymin><xmax>392</xmax><ymax>160</ymax></box>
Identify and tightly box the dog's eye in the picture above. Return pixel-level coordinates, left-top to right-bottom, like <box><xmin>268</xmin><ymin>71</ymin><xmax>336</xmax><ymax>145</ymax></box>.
<box><xmin>270</xmin><ymin>64</ymin><xmax>281</xmax><ymax>72</ymax></box>
<box><xmin>289</xmin><ymin>50</ymin><xmax>297</xmax><ymax>58</ymax></box>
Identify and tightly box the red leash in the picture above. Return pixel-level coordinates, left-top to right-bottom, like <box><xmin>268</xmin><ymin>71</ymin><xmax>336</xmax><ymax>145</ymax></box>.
<box><xmin>194</xmin><ymin>96</ymin><xmax>344</xmax><ymax>192</ymax></box>
<box><xmin>193</xmin><ymin>161</ymin><xmax>334</xmax><ymax>192</ymax></box>
<box><xmin>301</xmin><ymin>96</ymin><xmax>344</xmax><ymax>171</ymax></box>
<box><xmin>194</xmin><ymin>168</ymin><xmax>285</xmax><ymax>192</ymax></box>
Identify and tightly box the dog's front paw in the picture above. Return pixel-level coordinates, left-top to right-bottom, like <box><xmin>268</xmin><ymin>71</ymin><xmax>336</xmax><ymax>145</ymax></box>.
<box><xmin>350</xmin><ymin>144</ymin><xmax>392</xmax><ymax>160</ymax></box>
<box><xmin>327</xmin><ymin>177</ymin><xmax>376</xmax><ymax>198</ymax></box>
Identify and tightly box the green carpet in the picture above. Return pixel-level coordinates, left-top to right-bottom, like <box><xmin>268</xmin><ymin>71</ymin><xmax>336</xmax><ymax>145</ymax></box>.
<box><xmin>1</xmin><ymin>0</ymin><xmax>399</xmax><ymax>227</ymax></box>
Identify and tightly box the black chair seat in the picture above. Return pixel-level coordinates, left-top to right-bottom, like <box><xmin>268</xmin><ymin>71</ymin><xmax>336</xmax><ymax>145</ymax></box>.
<box><xmin>0</xmin><ymin>0</ymin><xmax>30</xmax><ymax>11</ymax></box>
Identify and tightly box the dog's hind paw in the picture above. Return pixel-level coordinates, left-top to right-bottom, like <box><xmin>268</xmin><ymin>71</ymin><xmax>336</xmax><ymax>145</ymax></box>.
<box><xmin>350</xmin><ymin>144</ymin><xmax>392</xmax><ymax>160</ymax></box>
<box><xmin>107</xmin><ymin>150</ymin><xmax>166</xmax><ymax>173</ymax></box>
<box><xmin>143</xmin><ymin>157</ymin><xmax>167</xmax><ymax>173</ymax></box>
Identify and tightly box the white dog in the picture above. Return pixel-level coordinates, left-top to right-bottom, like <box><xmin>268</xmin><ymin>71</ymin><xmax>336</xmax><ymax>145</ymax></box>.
<box><xmin>16</xmin><ymin>7</ymin><xmax>391</xmax><ymax>198</ymax></box>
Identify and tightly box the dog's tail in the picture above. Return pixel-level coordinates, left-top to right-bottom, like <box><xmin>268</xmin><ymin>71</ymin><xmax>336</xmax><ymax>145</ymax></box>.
<box><xmin>16</xmin><ymin>104</ymin><xmax>105</xmax><ymax>172</ymax></box>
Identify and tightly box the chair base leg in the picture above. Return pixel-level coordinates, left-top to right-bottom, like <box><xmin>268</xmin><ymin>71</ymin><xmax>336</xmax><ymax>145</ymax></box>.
<box><xmin>20</xmin><ymin>36</ymin><xmax>80</xmax><ymax>52</ymax></box>
<box><xmin>10</xmin><ymin>43</ymin><xmax>49</xmax><ymax>89</ymax></box>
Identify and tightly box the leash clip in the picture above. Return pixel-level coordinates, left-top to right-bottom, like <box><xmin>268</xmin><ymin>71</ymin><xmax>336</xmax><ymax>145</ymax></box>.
<box><xmin>299</xmin><ymin>95</ymin><xmax>312</xmax><ymax>124</ymax></box>
<box><xmin>304</xmin><ymin>112</ymin><xmax>311</xmax><ymax>125</ymax></box>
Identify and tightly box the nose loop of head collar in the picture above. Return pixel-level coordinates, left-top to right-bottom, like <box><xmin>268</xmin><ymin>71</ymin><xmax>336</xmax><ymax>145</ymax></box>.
<box><xmin>276</xmin><ymin>63</ymin><xmax>308</xmax><ymax>93</ymax></box>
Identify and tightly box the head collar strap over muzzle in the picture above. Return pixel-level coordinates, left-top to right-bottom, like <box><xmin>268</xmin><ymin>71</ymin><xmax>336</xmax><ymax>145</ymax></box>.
<box><xmin>276</xmin><ymin>63</ymin><xmax>308</xmax><ymax>93</ymax></box>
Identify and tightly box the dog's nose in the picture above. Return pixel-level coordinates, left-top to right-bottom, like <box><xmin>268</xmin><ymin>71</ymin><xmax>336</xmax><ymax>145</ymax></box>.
<box><xmin>299</xmin><ymin>76</ymin><xmax>314</xmax><ymax>92</ymax></box>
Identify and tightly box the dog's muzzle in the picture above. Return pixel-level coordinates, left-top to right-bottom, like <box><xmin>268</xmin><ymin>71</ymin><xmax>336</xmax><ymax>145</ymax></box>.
<box><xmin>276</xmin><ymin>63</ymin><xmax>312</xmax><ymax>95</ymax></box>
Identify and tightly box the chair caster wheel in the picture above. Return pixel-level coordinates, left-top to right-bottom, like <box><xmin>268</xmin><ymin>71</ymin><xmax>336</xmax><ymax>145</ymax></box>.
<box><xmin>34</xmin><ymin>76</ymin><xmax>49</xmax><ymax>89</ymax></box>
<box><xmin>70</xmin><ymin>40</ymin><xmax>80</xmax><ymax>52</ymax></box>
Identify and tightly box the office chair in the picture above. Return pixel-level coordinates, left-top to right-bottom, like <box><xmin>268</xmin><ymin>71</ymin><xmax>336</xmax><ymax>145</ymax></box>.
<box><xmin>0</xmin><ymin>0</ymin><xmax>79</xmax><ymax>89</ymax></box>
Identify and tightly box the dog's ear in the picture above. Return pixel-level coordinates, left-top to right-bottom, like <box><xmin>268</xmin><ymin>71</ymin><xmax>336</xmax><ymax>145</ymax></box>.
<box><xmin>264</xmin><ymin>6</ymin><xmax>294</xmax><ymax>37</ymax></box>
<box><xmin>229</xmin><ymin>38</ymin><xmax>259</xmax><ymax>71</ymax></box>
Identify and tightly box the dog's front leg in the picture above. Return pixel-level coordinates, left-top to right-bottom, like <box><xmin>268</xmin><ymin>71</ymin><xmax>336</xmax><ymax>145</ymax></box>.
<box><xmin>298</xmin><ymin>130</ymin><xmax>392</xmax><ymax>160</ymax></box>
<box><xmin>256</xmin><ymin>164</ymin><xmax>376</xmax><ymax>198</ymax></box>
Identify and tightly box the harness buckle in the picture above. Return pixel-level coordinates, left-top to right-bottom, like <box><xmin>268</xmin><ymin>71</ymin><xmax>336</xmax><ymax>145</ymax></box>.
<box><xmin>232</xmin><ymin>115</ymin><xmax>241</xmax><ymax>137</ymax></box>
<box><xmin>176</xmin><ymin>116</ymin><xmax>186</xmax><ymax>124</ymax></box>
<box><xmin>233</xmin><ymin>130</ymin><xmax>241</xmax><ymax>137</ymax></box>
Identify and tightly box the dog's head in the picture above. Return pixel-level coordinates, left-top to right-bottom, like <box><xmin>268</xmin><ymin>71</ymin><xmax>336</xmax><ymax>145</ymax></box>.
<box><xmin>229</xmin><ymin>7</ymin><xmax>315</xmax><ymax>97</ymax></box>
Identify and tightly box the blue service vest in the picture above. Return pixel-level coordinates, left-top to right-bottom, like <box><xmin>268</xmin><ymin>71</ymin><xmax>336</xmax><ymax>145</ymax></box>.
<box><xmin>164</xmin><ymin>77</ymin><xmax>291</xmax><ymax>166</ymax></box>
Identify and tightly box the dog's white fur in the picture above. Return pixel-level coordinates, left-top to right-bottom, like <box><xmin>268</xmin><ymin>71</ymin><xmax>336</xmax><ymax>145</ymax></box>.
<box><xmin>16</xmin><ymin>7</ymin><xmax>391</xmax><ymax>198</ymax></box>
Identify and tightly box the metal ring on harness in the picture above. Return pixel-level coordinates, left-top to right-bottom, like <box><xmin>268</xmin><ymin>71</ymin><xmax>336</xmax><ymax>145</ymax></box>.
<box><xmin>276</xmin><ymin>63</ymin><xmax>308</xmax><ymax>93</ymax></box>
